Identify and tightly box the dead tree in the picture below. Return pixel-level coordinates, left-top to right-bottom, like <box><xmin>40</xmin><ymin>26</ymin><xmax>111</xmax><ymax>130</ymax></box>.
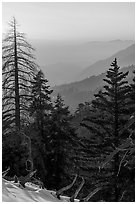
<box><xmin>2</xmin><ymin>17</ymin><xmax>38</xmax><ymax>132</ymax></box>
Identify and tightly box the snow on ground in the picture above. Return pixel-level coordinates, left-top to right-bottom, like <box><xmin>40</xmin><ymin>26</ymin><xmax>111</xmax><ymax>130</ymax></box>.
<box><xmin>2</xmin><ymin>178</ymin><xmax>79</xmax><ymax>202</ymax></box>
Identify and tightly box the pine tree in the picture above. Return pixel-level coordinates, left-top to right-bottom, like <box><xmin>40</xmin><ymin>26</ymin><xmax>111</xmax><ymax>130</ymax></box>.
<box><xmin>2</xmin><ymin>18</ymin><xmax>37</xmax><ymax>132</ymax></box>
<box><xmin>129</xmin><ymin>70</ymin><xmax>135</xmax><ymax>118</ymax></box>
<box><xmin>29</xmin><ymin>70</ymin><xmax>53</xmax><ymax>137</ymax></box>
<box><xmin>29</xmin><ymin>70</ymin><xmax>53</xmax><ymax>184</ymax></box>
<box><xmin>46</xmin><ymin>94</ymin><xmax>77</xmax><ymax>190</ymax></box>
<box><xmin>81</xmin><ymin>58</ymin><xmax>131</xmax><ymax>201</ymax></box>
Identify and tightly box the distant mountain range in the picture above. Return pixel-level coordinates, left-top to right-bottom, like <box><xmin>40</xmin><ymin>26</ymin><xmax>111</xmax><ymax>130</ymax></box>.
<box><xmin>52</xmin><ymin>44</ymin><xmax>135</xmax><ymax>112</ymax></box>
<box><xmin>52</xmin><ymin>65</ymin><xmax>135</xmax><ymax>112</ymax></box>
<box><xmin>79</xmin><ymin>44</ymin><xmax>135</xmax><ymax>80</ymax></box>
<box><xmin>37</xmin><ymin>40</ymin><xmax>134</xmax><ymax>85</ymax></box>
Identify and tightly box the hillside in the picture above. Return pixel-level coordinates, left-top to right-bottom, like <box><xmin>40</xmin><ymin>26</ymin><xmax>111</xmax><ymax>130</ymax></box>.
<box><xmin>52</xmin><ymin>65</ymin><xmax>135</xmax><ymax>112</ymax></box>
<box><xmin>42</xmin><ymin>62</ymin><xmax>83</xmax><ymax>86</ymax></box>
<box><xmin>79</xmin><ymin>44</ymin><xmax>135</xmax><ymax>80</ymax></box>
<box><xmin>38</xmin><ymin>40</ymin><xmax>134</xmax><ymax>85</ymax></box>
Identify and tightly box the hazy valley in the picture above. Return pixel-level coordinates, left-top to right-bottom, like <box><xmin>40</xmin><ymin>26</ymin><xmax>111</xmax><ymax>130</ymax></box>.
<box><xmin>32</xmin><ymin>39</ymin><xmax>134</xmax><ymax>85</ymax></box>
<box><xmin>52</xmin><ymin>44</ymin><xmax>135</xmax><ymax>112</ymax></box>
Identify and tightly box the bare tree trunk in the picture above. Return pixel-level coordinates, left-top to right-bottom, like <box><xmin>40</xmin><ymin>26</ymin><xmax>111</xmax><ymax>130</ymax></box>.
<box><xmin>13</xmin><ymin>18</ymin><xmax>20</xmax><ymax>130</ymax></box>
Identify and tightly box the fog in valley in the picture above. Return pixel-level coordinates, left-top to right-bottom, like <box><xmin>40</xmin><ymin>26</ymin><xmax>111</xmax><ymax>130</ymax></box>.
<box><xmin>31</xmin><ymin>39</ymin><xmax>134</xmax><ymax>85</ymax></box>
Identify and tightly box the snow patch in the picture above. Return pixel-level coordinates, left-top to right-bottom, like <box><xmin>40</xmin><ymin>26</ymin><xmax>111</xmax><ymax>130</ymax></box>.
<box><xmin>2</xmin><ymin>178</ymin><xmax>79</xmax><ymax>202</ymax></box>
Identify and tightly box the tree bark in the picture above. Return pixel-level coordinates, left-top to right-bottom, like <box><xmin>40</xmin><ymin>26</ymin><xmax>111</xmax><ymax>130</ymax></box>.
<box><xmin>14</xmin><ymin>18</ymin><xmax>20</xmax><ymax>130</ymax></box>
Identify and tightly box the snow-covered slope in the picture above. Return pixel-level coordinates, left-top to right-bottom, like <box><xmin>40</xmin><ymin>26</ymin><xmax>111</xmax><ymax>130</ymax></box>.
<box><xmin>2</xmin><ymin>178</ymin><xmax>79</xmax><ymax>202</ymax></box>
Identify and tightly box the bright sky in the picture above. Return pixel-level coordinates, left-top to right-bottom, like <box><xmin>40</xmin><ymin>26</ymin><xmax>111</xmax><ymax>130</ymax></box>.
<box><xmin>2</xmin><ymin>2</ymin><xmax>135</xmax><ymax>42</ymax></box>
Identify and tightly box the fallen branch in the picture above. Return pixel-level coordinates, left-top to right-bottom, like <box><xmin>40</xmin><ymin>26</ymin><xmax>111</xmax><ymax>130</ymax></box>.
<box><xmin>2</xmin><ymin>167</ymin><xmax>10</xmax><ymax>177</ymax></box>
<box><xmin>56</xmin><ymin>174</ymin><xmax>78</xmax><ymax>199</ymax></box>
<box><xmin>18</xmin><ymin>170</ymin><xmax>37</xmax><ymax>187</ymax></box>
<box><xmin>80</xmin><ymin>187</ymin><xmax>101</xmax><ymax>202</ymax></box>
<box><xmin>70</xmin><ymin>177</ymin><xmax>85</xmax><ymax>202</ymax></box>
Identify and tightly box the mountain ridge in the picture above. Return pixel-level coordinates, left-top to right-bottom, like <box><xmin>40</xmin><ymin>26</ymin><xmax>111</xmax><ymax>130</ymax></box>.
<box><xmin>79</xmin><ymin>44</ymin><xmax>135</xmax><ymax>80</ymax></box>
<box><xmin>52</xmin><ymin>65</ymin><xmax>135</xmax><ymax>112</ymax></box>
<box><xmin>37</xmin><ymin>40</ymin><xmax>134</xmax><ymax>85</ymax></box>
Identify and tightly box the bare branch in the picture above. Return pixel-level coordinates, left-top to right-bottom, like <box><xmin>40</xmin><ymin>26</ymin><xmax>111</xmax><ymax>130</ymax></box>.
<box><xmin>70</xmin><ymin>177</ymin><xmax>85</xmax><ymax>202</ymax></box>
<box><xmin>117</xmin><ymin>150</ymin><xmax>129</xmax><ymax>176</ymax></box>
<box><xmin>56</xmin><ymin>174</ymin><xmax>78</xmax><ymax>199</ymax></box>
<box><xmin>2</xmin><ymin>69</ymin><xmax>15</xmax><ymax>75</ymax></box>
<box><xmin>2</xmin><ymin>167</ymin><xmax>10</xmax><ymax>177</ymax></box>
<box><xmin>80</xmin><ymin>187</ymin><xmax>102</xmax><ymax>202</ymax></box>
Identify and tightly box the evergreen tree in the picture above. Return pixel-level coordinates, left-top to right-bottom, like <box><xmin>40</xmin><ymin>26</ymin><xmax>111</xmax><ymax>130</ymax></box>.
<box><xmin>128</xmin><ymin>70</ymin><xmax>135</xmax><ymax>119</ymax></box>
<box><xmin>81</xmin><ymin>58</ymin><xmax>132</xmax><ymax>201</ymax></box>
<box><xmin>29</xmin><ymin>70</ymin><xmax>53</xmax><ymax>184</ymax></box>
<box><xmin>29</xmin><ymin>70</ymin><xmax>53</xmax><ymax>137</ymax></box>
<box><xmin>46</xmin><ymin>94</ymin><xmax>77</xmax><ymax>190</ymax></box>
